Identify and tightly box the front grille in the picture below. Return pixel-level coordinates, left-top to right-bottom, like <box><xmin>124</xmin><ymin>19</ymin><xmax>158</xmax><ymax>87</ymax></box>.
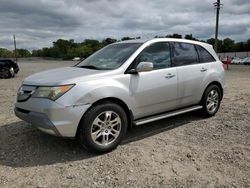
<box><xmin>17</xmin><ymin>85</ymin><xmax>37</xmax><ymax>102</ymax></box>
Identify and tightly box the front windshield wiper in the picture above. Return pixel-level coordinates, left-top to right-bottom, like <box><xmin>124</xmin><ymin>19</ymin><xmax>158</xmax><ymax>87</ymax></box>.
<box><xmin>77</xmin><ymin>65</ymin><xmax>100</xmax><ymax>70</ymax></box>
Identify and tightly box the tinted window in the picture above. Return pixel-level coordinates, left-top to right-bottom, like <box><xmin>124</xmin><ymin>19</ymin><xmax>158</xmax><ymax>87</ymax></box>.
<box><xmin>135</xmin><ymin>42</ymin><xmax>171</xmax><ymax>70</ymax></box>
<box><xmin>172</xmin><ymin>43</ymin><xmax>199</xmax><ymax>66</ymax></box>
<box><xmin>196</xmin><ymin>45</ymin><xmax>215</xmax><ymax>63</ymax></box>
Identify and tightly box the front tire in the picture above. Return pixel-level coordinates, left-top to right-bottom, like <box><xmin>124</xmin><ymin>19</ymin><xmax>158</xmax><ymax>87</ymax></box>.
<box><xmin>201</xmin><ymin>85</ymin><xmax>221</xmax><ymax>117</ymax></box>
<box><xmin>78</xmin><ymin>102</ymin><xmax>128</xmax><ymax>153</ymax></box>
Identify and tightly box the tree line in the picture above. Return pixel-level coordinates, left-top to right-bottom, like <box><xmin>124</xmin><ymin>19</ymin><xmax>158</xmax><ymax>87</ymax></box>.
<box><xmin>1</xmin><ymin>34</ymin><xmax>250</xmax><ymax>59</ymax></box>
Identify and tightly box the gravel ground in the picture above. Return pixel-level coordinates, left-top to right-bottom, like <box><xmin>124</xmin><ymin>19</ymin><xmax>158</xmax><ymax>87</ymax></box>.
<box><xmin>0</xmin><ymin>59</ymin><xmax>249</xmax><ymax>188</ymax></box>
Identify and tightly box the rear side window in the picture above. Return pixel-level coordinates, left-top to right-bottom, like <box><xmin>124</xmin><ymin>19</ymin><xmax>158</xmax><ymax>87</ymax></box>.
<box><xmin>196</xmin><ymin>45</ymin><xmax>215</xmax><ymax>63</ymax></box>
<box><xmin>135</xmin><ymin>42</ymin><xmax>171</xmax><ymax>70</ymax></box>
<box><xmin>172</xmin><ymin>43</ymin><xmax>199</xmax><ymax>66</ymax></box>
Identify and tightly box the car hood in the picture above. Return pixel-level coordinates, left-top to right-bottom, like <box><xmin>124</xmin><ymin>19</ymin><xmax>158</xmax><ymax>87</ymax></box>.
<box><xmin>23</xmin><ymin>66</ymin><xmax>109</xmax><ymax>86</ymax></box>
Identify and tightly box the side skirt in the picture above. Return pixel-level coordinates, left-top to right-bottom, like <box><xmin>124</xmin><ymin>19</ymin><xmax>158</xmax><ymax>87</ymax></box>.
<box><xmin>134</xmin><ymin>105</ymin><xmax>203</xmax><ymax>126</ymax></box>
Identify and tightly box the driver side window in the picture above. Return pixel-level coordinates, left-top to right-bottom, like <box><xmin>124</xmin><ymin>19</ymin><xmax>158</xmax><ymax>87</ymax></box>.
<box><xmin>135</xmin><ymin>42</ymin><xmax>171</xmax><ymax>70</ymax></box>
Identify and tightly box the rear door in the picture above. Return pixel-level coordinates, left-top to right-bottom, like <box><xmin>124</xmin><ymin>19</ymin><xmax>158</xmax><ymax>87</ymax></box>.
<box><xmin>171</xmin><ymin>42</ymin><xmax>209</xmax><ymax>107</ymax></box>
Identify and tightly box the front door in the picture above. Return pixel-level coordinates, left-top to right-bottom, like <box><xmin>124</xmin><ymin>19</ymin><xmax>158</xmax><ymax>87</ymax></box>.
<box><xmin>129</xmin><ymin>42</ymin><xmax>178</xmax><ymax>119</ymax></box>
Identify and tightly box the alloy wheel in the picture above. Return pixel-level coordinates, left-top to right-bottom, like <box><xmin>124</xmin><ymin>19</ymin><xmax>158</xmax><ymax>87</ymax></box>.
<box><xmin>91</xmin><ymin>111</ymin><xmax>121</xmax><ymax>146</ymax></box>
<box><xmin>206</xmin><ymin>89</ymin><xmax>219</xmax><ymax>113</ymax></box>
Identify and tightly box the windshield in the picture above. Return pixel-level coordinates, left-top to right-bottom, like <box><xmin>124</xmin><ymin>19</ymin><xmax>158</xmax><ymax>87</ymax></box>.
<box><xmin>76</xmin><ymin>43</ymin><xmax>142</xmax><ymax>70</ymax></box>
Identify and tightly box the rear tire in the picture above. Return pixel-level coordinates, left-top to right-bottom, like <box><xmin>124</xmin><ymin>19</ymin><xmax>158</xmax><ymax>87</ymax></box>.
<box><xmin>201</xmin><ymin>85</ymin><xmax>221</xmax><ymax>117</ymax></box>
<box><xmin>0</xmin><ymin>68</ymin><xmax>12</xmax><ymax>79</ymax></box>
<box><xmin>78</xmin><ymin>102</ymin><xmax>128</xmax><ymax>153</ymax></box>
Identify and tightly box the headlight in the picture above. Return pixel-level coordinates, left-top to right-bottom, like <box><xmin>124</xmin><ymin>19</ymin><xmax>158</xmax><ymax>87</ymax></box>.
<box><xmin>32</xmin><ymin>84</ymin><xmax>75</xmax><ymax>100</ymax></box>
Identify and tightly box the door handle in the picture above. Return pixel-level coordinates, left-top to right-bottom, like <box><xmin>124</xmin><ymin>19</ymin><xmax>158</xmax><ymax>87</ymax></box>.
<box><xmin>165</xmin><ymin>73</ymin><xmax>175</xmax><ymax>79</ymax></box>
<box><xmin>200</xmin><ymin>67</ymin><xmax>208</xmax><ymax>72</ymax></box>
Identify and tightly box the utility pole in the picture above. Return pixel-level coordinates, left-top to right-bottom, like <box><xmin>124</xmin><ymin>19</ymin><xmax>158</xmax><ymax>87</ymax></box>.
<box><xmin>13</xmin><ymin>34</ymin><xmax>17</xmax><ymax>63</ymax></box>
<box><xmin>213</xmin><ymin>0</ymin><xmax>222</xmax><ymax>52</ymax></box>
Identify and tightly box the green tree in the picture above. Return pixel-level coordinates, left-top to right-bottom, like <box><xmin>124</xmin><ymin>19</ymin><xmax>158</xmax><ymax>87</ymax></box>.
<box><xmin>221</xmin><ymin>38</ymin><xmax>235</xmax><ymax>52</ymax></box>
<box><xmin>246</xmin><ymin>39</ymin><xmax>250</xmax><ymax>51</ymax></box>
<box><xmin>207</xmin><ymin>38</ymin><xmax>223</xmax><ymax>52</ymax></box>
<box><xmin>25</xmin><ymin>36</ymin><xmax>250</xmax><ymax>59</ymax></box>
<box><xmin>0</xmin><ymin>48</ymin><xmax>13</xmax><ymax>58</ymax></box>
<box><xmin>121</xmin><ymin>37</ymin><xmax>135</xmax><ymax>41</ymax></box>
<box><xmin>16</xmin><ymin>49</ymin><xmax>31</xmax><ymax>57</ymax></box>
<box><xmin>184</xmin><ymin>34</ymin><xmax>197</xmax><ymax>41</ymax></box>
<box><xmin>233</xmin><ymin>42</ymin><xmax>245</xmax><ymax>52</ymax></box>
<box><xmin>166</xmin><ymin>34</ymin><xmax>182</xmax><ymax>38</ymax></box>
<box><xmin>102</xmin><ymin>38</ymin><xmax>117</xmax><ymax>46</ymax></box>
<box><xmin>52</xmin><ymin>39</ymin><xmax>75</xmax><ymax>58</ymax></box>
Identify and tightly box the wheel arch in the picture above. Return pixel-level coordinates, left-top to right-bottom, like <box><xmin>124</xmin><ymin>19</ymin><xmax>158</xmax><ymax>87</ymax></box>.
<box><xmin>76</xmin><ymin>97</ymin><xmax>133</xmax><ymax>138</ymax></box>
<box><xmin>202</xmin><ymin>81</ymin><xmax>223</xmax><ymax>102</ymax></box>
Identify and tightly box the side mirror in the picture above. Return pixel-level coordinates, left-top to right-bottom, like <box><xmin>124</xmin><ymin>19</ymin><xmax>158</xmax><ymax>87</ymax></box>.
<box><xmin>136</xmin><ymin>62</ymin><xmax>153</xmax><ymax>72</ymax></box>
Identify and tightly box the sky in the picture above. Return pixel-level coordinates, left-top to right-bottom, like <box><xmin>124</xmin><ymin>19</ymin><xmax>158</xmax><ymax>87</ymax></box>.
<box><xmin>0</xmin><ymin>0</ymin><xmax>249</xmax><ymax>50</ymax></box>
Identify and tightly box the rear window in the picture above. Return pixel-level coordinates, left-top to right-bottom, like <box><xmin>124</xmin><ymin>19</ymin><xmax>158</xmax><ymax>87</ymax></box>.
<box><xmin>196</xmin><ymin>45</ymin><xmax>215</xmax><ymax>63</ymax></box>
<box><xmin>172</xmin><ymin>43</ymin><xmax>199</xmax><ymax>66</ymax></box>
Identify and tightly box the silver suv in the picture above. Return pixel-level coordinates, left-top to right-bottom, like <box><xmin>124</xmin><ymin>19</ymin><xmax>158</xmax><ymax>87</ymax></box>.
<box><xmin>15</xmin><ymin>38</ymin><xmax>225</xmax><ymax>153</ymax></box>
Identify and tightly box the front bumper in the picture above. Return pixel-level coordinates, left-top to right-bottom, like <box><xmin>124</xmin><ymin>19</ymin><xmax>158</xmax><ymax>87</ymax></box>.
<box><xmin>15</xmin><ymin>98</ymin><xmax>91</xmax><ymax>138</ymax></box>
<box><xmin>15</xmin><ymin>107</ymin><xmax>61</xmax><ymax>136</ymax></box>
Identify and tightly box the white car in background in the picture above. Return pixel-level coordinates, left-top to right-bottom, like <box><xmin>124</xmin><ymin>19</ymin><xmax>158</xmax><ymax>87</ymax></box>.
<box><xmin>242</xmin><ymin>57</ymin><xmax>250</xmax><ymax>65</ymax></box>
<box><xmin>231</xmin><ymin>57</ymin><xmax>243</xmax><ymax>64</ymax></box>
<box><xmin>72</xmin><ymin>57</ymin><xmax>81</xmax><ymax>61</ymax></box>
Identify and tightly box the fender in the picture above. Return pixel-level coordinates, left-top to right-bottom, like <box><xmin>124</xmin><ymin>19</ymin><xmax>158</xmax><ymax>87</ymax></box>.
<box><xmin>58</xmin><ymin>77</ymin><xmax>134</xmax><ymax>111</ymax></box>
